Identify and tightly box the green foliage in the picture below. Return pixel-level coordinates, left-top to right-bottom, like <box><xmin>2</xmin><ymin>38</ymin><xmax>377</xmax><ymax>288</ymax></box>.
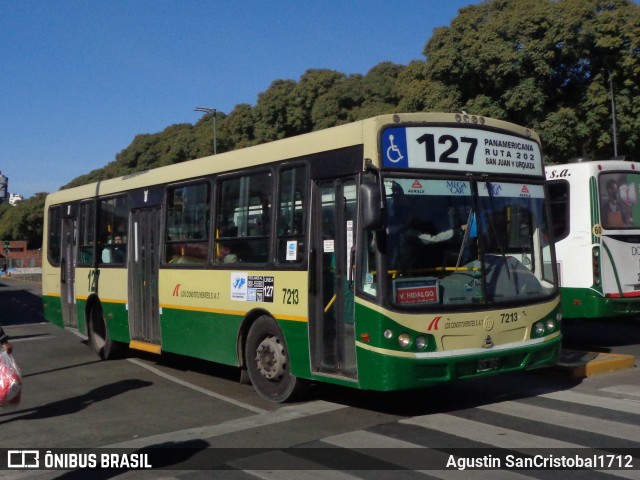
<box><xmin>0</xmin><ymin>194</ymin><xmax>46</xmax><ymax>248</ymax></box>
<box><xmin>9</xmin><ymin>0</ymin><xmax>639</xmax><ymax>245</ymax></box>
<box><xmin>11</xmin><ymin>0</ymin><xmax>640</xmax><ymax>248</ymax></box>
<box><xmin>414</xmin><ymin>0</ymin><xmax>640</xmax><ymax>162</ymax></box>
<box><xmin>59</xmin><ymin>0</ymin><xmax>640</xmax><ymax>183</ymax></box>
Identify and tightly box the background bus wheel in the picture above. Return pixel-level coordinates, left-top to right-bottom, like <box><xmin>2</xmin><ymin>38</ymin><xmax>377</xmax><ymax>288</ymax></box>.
<box><xmin>246</xmin><ymin>315</ymin><xmax>305</xmax><ymax>402</ymax></box>
<box><xmin>88</xmin><ymin>306</ymin><xmax>122</xmax><ymax>360</ymax></box>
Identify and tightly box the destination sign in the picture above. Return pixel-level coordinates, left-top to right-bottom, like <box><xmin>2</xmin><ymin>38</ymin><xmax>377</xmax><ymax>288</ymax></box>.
<box><xmin>381</xmin><ymin>126</ymin><xmax>543</xmax><ymax>176</ymax></box>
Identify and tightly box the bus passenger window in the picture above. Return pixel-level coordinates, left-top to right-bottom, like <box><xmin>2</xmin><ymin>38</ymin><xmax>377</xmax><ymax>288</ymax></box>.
<box><xmin>165</xmin><ymin>182</ymin><xmax>210</xmax><ymax>265</ymax></box>
<box><xmin>98</xmin><ymin>196</ymin><xmax>128</xmax><ymax>266</ymax></box>
<box><xmin>47</xmin><ymin>206</ymin><xmax>62</xmax><ymax>266</ymax></box>
<box><xmin>277</xmin><ymin>165</ymin><xmax>307</xmax><ymax>263</ymax></box>
<box><xmin>78</xmin><ymin>201</ymin><xmax>95</xmax><ymax>266</ymax></box>
<box><xmin>216</xmin><ymin>172</ymin><xmax>272</xmax><ymax>264</ymax></box>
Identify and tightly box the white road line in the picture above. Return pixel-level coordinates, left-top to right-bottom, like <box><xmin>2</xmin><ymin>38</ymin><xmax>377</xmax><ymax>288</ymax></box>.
<box><xmin>11</xmin><ymin>336</ymin><xmax>53</xmax><ymax>343</ymax></box>
<box><xmin>323</xmin><ymin>430</ymin><xmax>531</xmax><ymax>479</ymax></box>
<box><xmin>479</xmin><ymin>400</ymin><xmax>640</xmax><ymax>441</ymax></box>
<box><xmin>127</xmin><ymin>357</ymin><xmax>267</xmax><ymax>414</ymax></box>
<box><xmin>538</xmin><ymin>389</ymin><xmax>640</xmax><ymax>414</ymax></box>
<box><xmin>232</xmin><ymin>451</ymin><xmax>361</xmax><ymax>480</ymax></box>
<box><xmin>600</xmin><ymin>385</ymin><xmax>640</xmax><ymax>399</ymax></box>
<box><xmin>402</xmin><ymin>414</ymin><xmax>640</xmax><ymax>480</ymax></box>
<box><xmin>106</xmin><ymin>400</ymin><xmax>347</xmax><ymax>449</ymax></box>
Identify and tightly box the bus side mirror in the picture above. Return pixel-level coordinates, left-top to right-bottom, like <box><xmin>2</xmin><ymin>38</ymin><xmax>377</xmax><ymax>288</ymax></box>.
<box><xmin>360</xmin><ymin>182</ymin><xmax>385</xmax><ymax>231</ymax></box>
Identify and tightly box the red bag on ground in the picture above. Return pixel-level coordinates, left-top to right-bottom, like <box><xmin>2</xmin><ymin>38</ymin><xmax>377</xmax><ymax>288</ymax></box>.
<box><xmin>0</xmin><ymin>350</ymin><xmax>21</xmax><ymax>406</ymax></box>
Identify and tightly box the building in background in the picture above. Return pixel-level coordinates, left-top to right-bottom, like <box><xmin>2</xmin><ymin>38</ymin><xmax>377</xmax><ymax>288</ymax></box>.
<box><xmin>2</xmin><ymin>240</ymin><xmax>42</xmax><ymax>269</ymax></box>
<box><xmin>0</xmin><ymin>172</ymin><xmax>8</xmax><ymax>203</ymax></box>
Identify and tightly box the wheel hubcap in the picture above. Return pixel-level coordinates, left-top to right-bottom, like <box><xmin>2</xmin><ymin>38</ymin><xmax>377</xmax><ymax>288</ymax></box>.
<box><xmin>255</xmin><ymin>335</ymin><xmax>286</xmax><ymax>380</ymax></box>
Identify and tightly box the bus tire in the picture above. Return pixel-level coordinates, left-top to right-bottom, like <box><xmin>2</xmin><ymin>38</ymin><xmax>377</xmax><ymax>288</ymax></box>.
<box><xmin>88</xmin><ymin>305</ymin><xmax>122</xmax><ymax>360</ymax></box>
<box><xmin>245</xmin><ymin>315</ymin><xmax>305</xmax><ymax>402</ymax></box>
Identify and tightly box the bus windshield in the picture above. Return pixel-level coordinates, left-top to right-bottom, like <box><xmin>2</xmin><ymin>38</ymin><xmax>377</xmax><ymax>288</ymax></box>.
<box><xmin>598</xmin><ymin>171</ymin><xmax>640</xmax><ymax>229</ymax></box>
<box><xmin>381</xmin><ymin>176</ymin><xmax>555</xmax><ymax>308</ymax></box>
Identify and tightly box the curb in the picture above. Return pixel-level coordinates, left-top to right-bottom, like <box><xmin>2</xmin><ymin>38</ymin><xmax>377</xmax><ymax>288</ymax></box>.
<box><xmin>555</xmin><ymin>349</ymin><xmax>636</xmax><ymax>378</ymax></box>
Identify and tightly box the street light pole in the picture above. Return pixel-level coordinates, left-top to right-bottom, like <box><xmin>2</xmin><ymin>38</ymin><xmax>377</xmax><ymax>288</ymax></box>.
<box><xmin>608</xmin><ymin>72</ymin><xmax>619</xmax><ymax>158</ymax></box>
<box><xmin>194</xmin><ymin>106</ymin><xmax>217</xmax><ymax>155</ymax></box>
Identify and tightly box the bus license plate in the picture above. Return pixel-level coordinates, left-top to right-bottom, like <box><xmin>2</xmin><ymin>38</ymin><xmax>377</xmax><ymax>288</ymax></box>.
<box><xmin>477</xmin><ymin>358</ymin><xmax>500</xmax><ymax>372</ymax></box>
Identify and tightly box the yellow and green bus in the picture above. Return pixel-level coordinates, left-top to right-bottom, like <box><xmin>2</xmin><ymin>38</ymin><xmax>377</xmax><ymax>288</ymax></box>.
<box><xmin>42</xmin><ymin>113</ymin><xmax>561</xmax><ymax>402</ymax></box>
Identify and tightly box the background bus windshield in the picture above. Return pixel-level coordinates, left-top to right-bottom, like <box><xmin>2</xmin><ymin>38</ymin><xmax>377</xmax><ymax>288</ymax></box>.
<box><xmin>598</xmin><ymin>172</ymin><xmax>640</xmax><ymax>229</ymax></box>
<box><xmin>380</xmin><ymin>177</ymin><xmax>555</xmax><ymax>308</ymax></box>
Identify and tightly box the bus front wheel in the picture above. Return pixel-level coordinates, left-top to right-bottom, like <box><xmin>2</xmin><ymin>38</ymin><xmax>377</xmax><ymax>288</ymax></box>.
<box><xmin>245</xmin><ymin>315</ymin><xmax>305</xmax><ymax>402</ymax></box>
<box><xmin>88</xmin><ymin>305</ymin><xmax>122</xmax><ymax>360</ymax></box>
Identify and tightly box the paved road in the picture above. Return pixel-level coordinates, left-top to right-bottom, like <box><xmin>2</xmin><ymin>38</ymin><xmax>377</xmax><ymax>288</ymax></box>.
<box><xmin>0</xmin><ymin>277</ymin><xmax>637</xmax><ymax>479</ymax></box>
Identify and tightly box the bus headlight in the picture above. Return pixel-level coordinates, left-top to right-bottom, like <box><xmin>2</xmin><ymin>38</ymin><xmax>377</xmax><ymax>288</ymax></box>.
<box><xmin>415</xmin><ymin>336</ymin><xmax>427</xmax><ymax>350</ymax></box>
<box><xmin>383</xmin><ymin>329</ymin><xmax>394</xmax><ymax>340</ymax></box>
<box><xmin>398</xmin><ymin>334</ymin><xmax>411</xmax><ymax>348</ymax></box>
<box><xmin>534</xmin><ymin>322</ymin><xmax>545</xmax><ymax>336</ymax></box>
<box><xmin>545</xmin><ymin>319</ymin><xmax>556</xmax><ymax>332</ymax></box>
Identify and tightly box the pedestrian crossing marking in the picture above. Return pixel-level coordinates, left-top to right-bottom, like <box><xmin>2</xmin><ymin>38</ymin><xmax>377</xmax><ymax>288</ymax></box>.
<box><xmin>479</xmin><ymin>400</ymin><xmax>640</xmax><ymax>441</ymax></box>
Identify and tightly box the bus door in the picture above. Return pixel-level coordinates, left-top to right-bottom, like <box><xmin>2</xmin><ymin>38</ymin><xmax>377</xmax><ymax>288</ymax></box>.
<box><xmin>128</xmin><ymin>206</ymin><xmax>162</xmax><ymax>350</ymax></box>
<box><xmin>311</xmin><ymin>178</ymin><xmax>358</xmax><ymax>378</ymax></box>
<box><xmin>60</xmin><ymin>216</ymin><xmax>78</xmax><ymax>328</ymax></box>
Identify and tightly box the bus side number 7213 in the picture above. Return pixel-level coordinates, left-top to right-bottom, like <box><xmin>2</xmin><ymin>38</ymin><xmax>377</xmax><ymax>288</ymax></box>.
<box><xmin>416</xmin><ymin>134</ymin><xmax>478</xmax><ymax>165</ymax></box>
<box><xmin>282</xmin><ymin>288</ymin><xmax>299</xmax><ymax>305</ymax></box>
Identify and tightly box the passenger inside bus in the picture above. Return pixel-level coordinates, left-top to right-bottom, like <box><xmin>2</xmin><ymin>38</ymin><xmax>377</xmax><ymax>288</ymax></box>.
<box><xmin>601</xmin><ymin>179</ymin><xmax>633</xmax><ymax>228</ymax></box>
<box><xmin>101</xmin><ymin>233</ymin><xmax>126</xmax><ymax>264</ymax></box>
<box><xmin>217</xmin><ymin>243</ymin><xmax>238</xmax><ymax>263</ymax></box>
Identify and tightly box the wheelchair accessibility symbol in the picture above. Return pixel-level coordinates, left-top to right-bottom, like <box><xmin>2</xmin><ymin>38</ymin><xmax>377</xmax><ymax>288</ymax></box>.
<box><xmin>382</xmin><ymin>128</ymin><xmax>408</xmax><ymax>168</ymax></box>
<box><xmin>386</xmin><ymin>135</ymin><xmax>404</xmax><ymax>163</ymax></box>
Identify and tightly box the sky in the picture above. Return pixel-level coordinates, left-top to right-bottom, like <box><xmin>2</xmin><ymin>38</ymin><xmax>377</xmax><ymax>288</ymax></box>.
<box><xmin>1</xmin><ymin>0</ymin><xmax>478</xmax><ymax>199</ymax></box>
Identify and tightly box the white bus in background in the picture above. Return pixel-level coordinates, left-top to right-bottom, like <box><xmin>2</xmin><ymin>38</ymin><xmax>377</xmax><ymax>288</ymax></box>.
<box><xmin>546</xmin><ymin>159</ymin><xmax>640</xmax><ymax>319</ymax></box>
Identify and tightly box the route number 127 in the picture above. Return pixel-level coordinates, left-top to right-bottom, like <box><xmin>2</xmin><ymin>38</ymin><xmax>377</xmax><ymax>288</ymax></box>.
<box><xmin>417</xmin><ymin>134</ymin><xmax>478</xmax><ymax>165</ymax></box>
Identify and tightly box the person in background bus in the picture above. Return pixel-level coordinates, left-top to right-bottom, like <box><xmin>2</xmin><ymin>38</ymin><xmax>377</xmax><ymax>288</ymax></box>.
<box><xmin>602</xmin><ymin>179</ymin><xmax>633</xmax><ymax>228</ymax></box>
<box><xmin>0</xmin><ymin>326</ymin><xmax>12</xmax><ymax>353</ymax></box>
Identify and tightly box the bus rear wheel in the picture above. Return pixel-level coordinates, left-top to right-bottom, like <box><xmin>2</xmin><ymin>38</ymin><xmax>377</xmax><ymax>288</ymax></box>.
<box><xmin>245</xmin><ymin>315</ymin><xmax>305</xmax><ymax>402</ymax></box>
<box><xmin>88</xmin><ymin>305</ymin><xmax>122</xmax><ymax>360</ymax></box>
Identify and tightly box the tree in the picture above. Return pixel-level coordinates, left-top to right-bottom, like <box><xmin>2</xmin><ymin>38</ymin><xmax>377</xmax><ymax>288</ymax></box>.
<box><xmin>0</xmin><ymin>193</ymin><xmax>46</xmax><ymax>249</ymax></box>
<box><xmin>252</xmin><ymin>79</ymin><xmax>299</xmax><ymax>143</ymax></box>
<box><xmin>403</xmin><ymin>0</ymin><xmax>640</xmax><ymax>163</ymax></box>
<box><xmin>288</xmin><ymin>69</ymin><xmax>345</xmax><ymax>133</ymax></box>
<box><xmin>56</xmin><ymin>0</ymin><xmax>640</xmax><ymax>193</ymax></box>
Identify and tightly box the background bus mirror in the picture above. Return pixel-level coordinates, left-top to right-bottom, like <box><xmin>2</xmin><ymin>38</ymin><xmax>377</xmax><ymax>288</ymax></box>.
<box><xmin>360</xmin><ymin>182</ymin><xmax>384</xmax><ymax>230</ymax></box>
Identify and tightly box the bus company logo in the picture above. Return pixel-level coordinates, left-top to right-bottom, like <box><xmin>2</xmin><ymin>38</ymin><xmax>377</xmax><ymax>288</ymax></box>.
<box><xmin>427</xmin><ymin>316</ymin><xmax>442</xmax><ymax>331</ymax></box>
<box><xmin>519</xmin><ymin>185</ymin><xmax>531</xmax><ymax>197</ymax></box>
<box><xmin>483</xmin><ymin>317</ymin><xmax>494</xmax><ymax>331</ymax></box>
<box><xmin>231</xmin><ymin>272</ymin><xmax>249</xmax><ymax>301</ymax></box>
<box><xmin>482</xmin><ymin>335</ymin><xmax>494</xmax><ymax>348</ymax></box>
<box><xmin>172</xmin><ymin>284</ymin><xmax>181</xmax><ymax>296</ymax></box>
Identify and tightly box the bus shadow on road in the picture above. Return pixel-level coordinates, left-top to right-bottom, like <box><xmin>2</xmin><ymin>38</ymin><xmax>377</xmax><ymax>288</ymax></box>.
<box><xmin>308</xmin><ymin>369</ymin><xmax>582</xmax><ymax>417</ymax></box>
